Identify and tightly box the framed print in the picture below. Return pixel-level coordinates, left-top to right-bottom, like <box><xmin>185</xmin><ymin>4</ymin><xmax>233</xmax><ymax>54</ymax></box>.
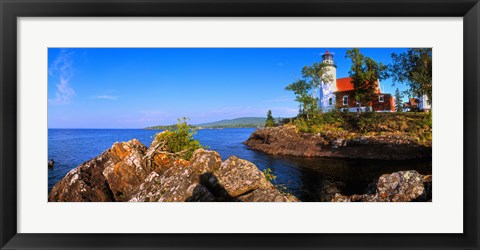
<box><xmin>1</xmin><ymin>0</ymin><xmax>479</xmax><ymax>249</ymax></box>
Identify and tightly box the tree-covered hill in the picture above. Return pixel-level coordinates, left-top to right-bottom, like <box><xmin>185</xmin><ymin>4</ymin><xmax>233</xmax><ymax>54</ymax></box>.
<box><xmin>145</xmin><ymin>117</ymin><xmax>268</xmax><ymax>130</ymax></box>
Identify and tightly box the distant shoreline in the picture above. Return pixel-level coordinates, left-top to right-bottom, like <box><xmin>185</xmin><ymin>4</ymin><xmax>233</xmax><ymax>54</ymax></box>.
<box><xmin>144</xmin><ymin>117</ymin><xmax>273</xmax><ymax>130</ymax></box>
<box><xmin>144</xmin><ymin>125</ymin><xmax>261</xmax><ymax>130</ymax></box>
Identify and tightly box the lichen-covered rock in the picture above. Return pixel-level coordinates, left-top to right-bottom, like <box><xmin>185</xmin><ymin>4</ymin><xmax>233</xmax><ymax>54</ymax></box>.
<box><xmin>331</xmin><ymin>170</ymin><xmax>431</xmax><ymax>202</ymax></box>
<box><xmin>49</xmin><ymin>139</ymin><xmax>147</xmax><ymax>202</ymax></box>
<box><xmin>128</xmin><ymin>149</ymin><xmax>221</xmax><ymax>202</ymax></box>
<box><xmin>48</xmin><ymin>151</ymin><xmax>114</xmax><ymax>202</ymax></box>
<box><xmin>212</xmin><ymin>156</ymin><xmax>273</xmax><ymax>197</ymax></box>
<box><xmin>102</xmin><ymin>139</ymin><xmax>148</xmax><ymax>201</ymax></box>
<box><xmin>376</xmin><ymin>170</ymin><xmax>425</xmax><ymax>202</ymax></box>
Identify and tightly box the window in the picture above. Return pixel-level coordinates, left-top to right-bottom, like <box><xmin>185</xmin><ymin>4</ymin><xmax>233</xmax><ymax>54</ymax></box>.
<box><xmin>328</xmin><ymin>97</ymin><xmax>332</xmax><ymax>106</ymax></box>
<box><xmin>343</xmin><ymin>96</ymin><xmax>348</xmax><ymax>106</ymax></box>
<box><xmin>426</xmin><ymin>100</ymin><xmax>431</xmax><ymax>106</ymax></box>
<box><xmin>379</xmin><ymin>95</ymin><xmax>384</xmax><ymax>102</ymax></box>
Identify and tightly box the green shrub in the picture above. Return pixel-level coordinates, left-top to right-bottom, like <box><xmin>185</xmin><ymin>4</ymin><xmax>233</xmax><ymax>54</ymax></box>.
<box><xmin>294</xmin><ymin>117</ymin><xmax>310</xmax><ymax>133</ymax></box>
<box><xmin>263</xmin><ymin>168</ymin><xmax>277</xmax><ymax>183</ymax></box>
<box><xmin>155</xmin><ymin>117</ymin><xmax>203</xmax><ymax>161</ymax></box>
<box><xmin>356</xmin><ymin>112</ymin><xmax>380</xmax><ymax>133</ymax></box>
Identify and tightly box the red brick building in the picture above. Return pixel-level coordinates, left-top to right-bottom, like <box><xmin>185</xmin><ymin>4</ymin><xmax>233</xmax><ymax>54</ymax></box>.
<box><xmin>334</xmin><ymin>77</ymin><xmax>395</xmax><ymax>112</ymax></box>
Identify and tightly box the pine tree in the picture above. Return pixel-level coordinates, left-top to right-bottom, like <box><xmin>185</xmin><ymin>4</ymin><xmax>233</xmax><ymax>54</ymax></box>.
<box><xmin>394</xmin><ymin>88</ymin><xmax>404</xmax><ymax>112</ymax></box>
<box><xmin>265</xmin><ymin>110</ymin><xmax>275</xmax><ymax>127</ymax></box>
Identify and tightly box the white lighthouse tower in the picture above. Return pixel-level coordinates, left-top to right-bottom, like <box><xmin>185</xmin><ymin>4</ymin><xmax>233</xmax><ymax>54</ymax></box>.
<box><xmin>319</xmin><ymin>51</ymin><xmax>337</xmax><ymax>112</ymax></box>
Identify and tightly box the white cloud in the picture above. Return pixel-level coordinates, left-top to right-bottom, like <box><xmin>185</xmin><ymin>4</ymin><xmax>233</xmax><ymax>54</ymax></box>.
<box><xmin>49</xmin><ymin>49</ymin><xmax>75</xmax><ymax>105</ymax></box>
<box><xmin>94</xmin><ymin>95</ymin><xmax>118</xmax><ymax>100</ymax></box>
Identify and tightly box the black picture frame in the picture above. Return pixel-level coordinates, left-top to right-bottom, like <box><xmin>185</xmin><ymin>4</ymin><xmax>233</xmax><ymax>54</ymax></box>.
<box><xmin>1</xmin><ymin>0</ymin><xmax>479</xmax><ymax>249</ymax></box>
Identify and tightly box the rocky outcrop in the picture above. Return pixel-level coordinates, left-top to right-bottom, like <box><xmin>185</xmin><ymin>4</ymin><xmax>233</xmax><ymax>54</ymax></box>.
<box><xmin>49</xmin><ymin>135</ymin><xmax>298</xmax><ymax>202</ymax></box>
<box><xmin>102</xmin><ymin>139</ymin><xmax>148</xmax><ymax>201</ymax></box>
<box><xmin>243</xmin><ymin>126</ymin><xmax>328</xmax><ymax>157</ymax></box>
<box><xmin>331</xmin><ymin>170</ymin><xmax>432</xmax><ymax>202</ymax></box>
<box><xmin>48</xmin><ymin>149</ymin><xmax>115</xmax><ymax>202</ymax></box>
<box><xmin>129</xmin><ymin>149</ymin><xmax>220</xmax><ymax>202</ymax></box>
<box><xmin>244</xmin><ymin>125</ymin><xmax>432</xmax><ymax>160</ymax></box>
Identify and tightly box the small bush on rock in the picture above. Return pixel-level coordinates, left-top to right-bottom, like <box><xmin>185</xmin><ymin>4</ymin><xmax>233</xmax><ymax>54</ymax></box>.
<box><xmin>155</xmin><ymin>117</ymin><xmax>203</xmax><ymax>161</ymax></box>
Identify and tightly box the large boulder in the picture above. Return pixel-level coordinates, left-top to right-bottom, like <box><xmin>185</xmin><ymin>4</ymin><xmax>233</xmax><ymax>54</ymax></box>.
<box><xmin>212</xmin><ymin>156</ymin><xmax>272</xmax><ymax>197</ymax></box>
<box><xmin>201</xmin><ymin>156</ymin><xmax>299</xmax><ymax>202</ymax></box>
<box><xmin>128</xmin><ymin>149</ymin><xmax>221</xmax><ymax>202</ymax></box>
<box><xmin>48</xmin><ymin>139</ymin><xmax>147</xmax><ymax>202</ymax></box>
<box><xmin>48</xmin><ymin>151</ymin><xmax>115</xmax><ymax>202</ymax></box>
<box><xmin>332</xmin><ymin>170</ymin><xmax>432</xmax><ymax>202</ymax></box>
<box><xmin>102</xmin><ymin>139</ymin><xmax>148</xmax><ymax>201</ymax></box>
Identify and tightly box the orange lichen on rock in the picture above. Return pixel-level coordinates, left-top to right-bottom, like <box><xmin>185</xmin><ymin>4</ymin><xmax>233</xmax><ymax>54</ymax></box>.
<box><xmin>111</xmin><ymin>143</ymin><xmax>132</xmax><ymax>161</ymax></box>
<box><xmin>153</xmin><ymin>153</ymin><xmax>171</xmax><ymax>167</ymax></box>
<box><xmin>174</xmin><ymin>158</ymin><xmax>189</xmax><ymax>167</ymax></box>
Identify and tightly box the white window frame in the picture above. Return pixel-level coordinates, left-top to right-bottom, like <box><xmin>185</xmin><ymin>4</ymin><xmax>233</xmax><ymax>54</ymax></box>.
<box><xmin>328</xmin><ymin>97</ymin><xmax>332</xmax><ymax>106</ymax></box>
<box><xmin>343</xmin><ymin>96</ymin><xmax>348</xmax><ymax>106</ymax></box>
<box><xmin>379</xmin><ymin>95</ymin><xmax>384</xmax><ymax>103</ymax></box>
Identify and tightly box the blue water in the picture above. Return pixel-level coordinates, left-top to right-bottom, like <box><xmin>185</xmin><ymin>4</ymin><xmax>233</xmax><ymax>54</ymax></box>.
<box><xmin>48</xmin><ymin>128</ymin><xmax>432</xmax><ymax>201</ymax></box>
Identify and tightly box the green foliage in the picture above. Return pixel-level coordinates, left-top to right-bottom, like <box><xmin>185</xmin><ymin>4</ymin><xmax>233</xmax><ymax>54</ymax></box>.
<box><xmin>265</xmin><ymin>110</ymin><xmax>275</xmax><ymax>127</ymax></box>
<box><xmin>262</xmin><ymin>168</ymin><xmax>277</xmax><ymax>183</ymax></box>
<box><xmin>407</xmin><ymin>112</ymin><xmax>432</xmax><ymax>143</ymax></box>
<box><xmin>285</xmin><ymin>61</ymin><xmax>333</xmax><ymax>121</ymax></box>
<box><xmin>285</xmin><ymin>79</ymin><xmax>312</xmax><ymax>117</ymax></box>
<box><xmin>155</xmin><ymin>117</ymin><xmax>203</xmax><ymax>160</ymax></box>
<box><xmin>323</xmin><ymin>108</ymin><xmax>345</xmax><ymax>125</ymax></box>
<box><xmin>394</xmin><ymin>88</ymin><xmax>404</xmax><ymax>112</ymax></box>
<box><xmin>390</xmin><ymin>48</ymin><xmax>432</xmax><ymax>101</ymax></box>
<box><xmin>294</xmin><ymin>117</ymin><xmax>313</xmax><ymax>133</ymax></box>
<box><xmin>355</xmin><ymin>111</ymin><xmax>380</xmax><ymax>133</ymax></box>
<box><xmin>345</xmin><ymin>48</ymin><xmax>388</xmax><ymax>106</ymax></box>
<box><xmin>301</xmin><ymin>62</ymin><xmax>335</xmax><ymax>101</ymax></box>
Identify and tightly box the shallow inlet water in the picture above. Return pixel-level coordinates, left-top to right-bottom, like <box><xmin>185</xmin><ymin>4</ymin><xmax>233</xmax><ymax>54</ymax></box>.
<box><xmin>48</xmin><ymin>128</ymin><xmax>432</xmax><ymax>201</ymax></box>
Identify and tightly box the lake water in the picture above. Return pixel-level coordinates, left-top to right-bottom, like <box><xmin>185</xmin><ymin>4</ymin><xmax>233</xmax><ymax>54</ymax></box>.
<box><xmin>48</xmin><ymin>128</ymin><xmax>432</xmax><ymax>201</ymax></box>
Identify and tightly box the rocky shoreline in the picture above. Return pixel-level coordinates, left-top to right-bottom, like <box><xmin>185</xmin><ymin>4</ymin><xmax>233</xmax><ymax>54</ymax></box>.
<box><xmin>49</xmin><ymin>130</ymin><xmax>432</xmax><ymax>202</ymax></box>
<box><xmin>243</xmin><ymin>125</ymin><xmax>432</xmax><ymax>160</ymax></box>
<box><xmin>48</xmin><ymin>133</ymin><xmax>298</xmax><ymax>202</ymax></box>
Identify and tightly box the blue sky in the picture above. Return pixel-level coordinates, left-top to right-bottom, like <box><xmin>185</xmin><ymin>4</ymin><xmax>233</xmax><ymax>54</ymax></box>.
<box><xmin>48</xmin><ymin>48</ymin><xmax>410</xmax><ymax>128</ymax></box>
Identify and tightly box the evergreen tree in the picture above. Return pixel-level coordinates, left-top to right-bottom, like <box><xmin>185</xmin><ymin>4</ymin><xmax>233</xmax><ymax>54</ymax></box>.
<box><xmin>394</xmin><ymin>88</ymin><xmax>404</xmax><ymax>112</ymax></box>
<box><xmin>390</xmin><ymin>48</ymin><xmax>432</xmax><ymax>101</ymax></box>
<box><xmin>265</xmin><ymin>110</ymin><xmax>275</xmax><ymax>127</ymax></box>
